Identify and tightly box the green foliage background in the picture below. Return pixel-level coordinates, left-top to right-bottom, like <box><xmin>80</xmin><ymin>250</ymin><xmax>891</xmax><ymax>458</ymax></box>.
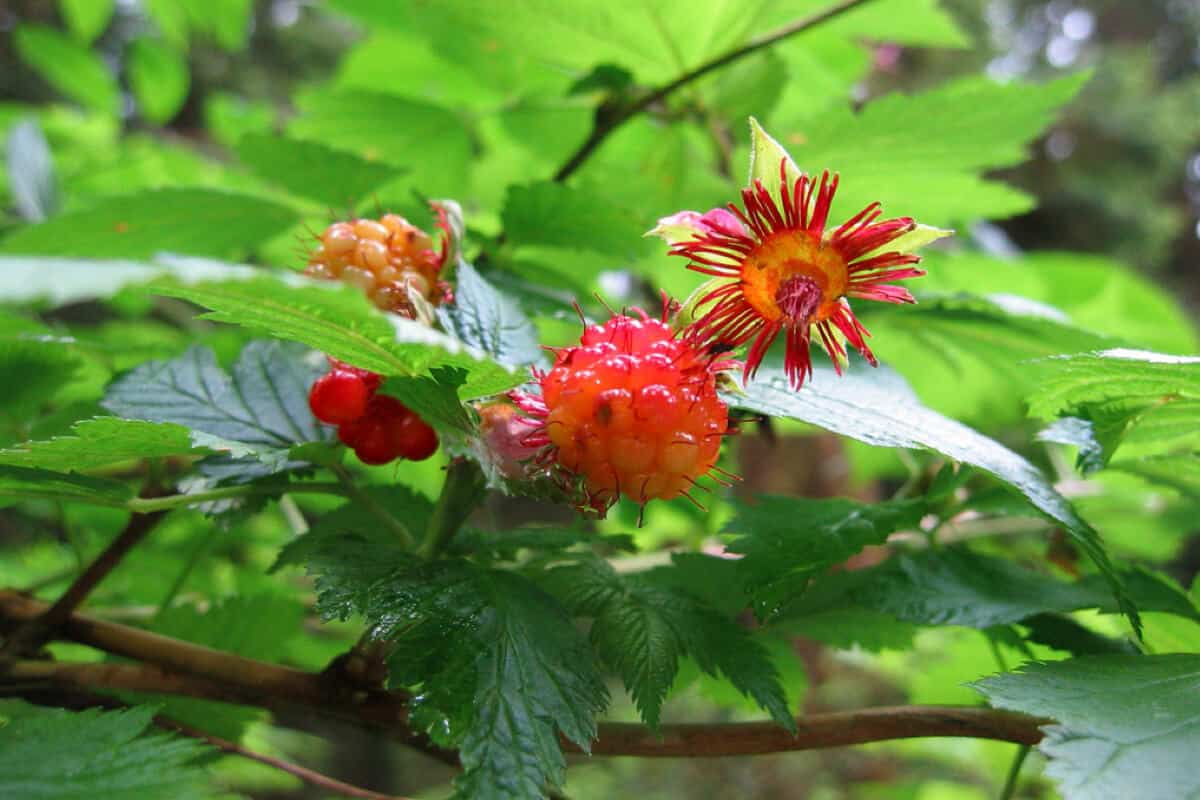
<box><xmin>1</xmin><ymin>1</ymin><xmax>1198</xmax><ymax>799</ymax></box>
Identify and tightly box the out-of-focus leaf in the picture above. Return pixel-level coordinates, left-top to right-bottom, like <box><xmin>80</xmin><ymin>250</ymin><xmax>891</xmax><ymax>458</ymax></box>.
<box><xmin>59</xmin><ymin>0</ymin><xmax>115</xmax><ymax>44</ymax></box>
<box><xmin>234</xmin><ymin>134</ymin><xmax>403</xmax><ymax>208</ymax></box>
<box><xmin>127</xmin><ymin>39</ymin><xmax>190</xmax><ymax>125</ymax></box>
<box><xmin>0</xmin><ymin>464</ymin><xmax>131</xmax><ymax>507</ymax></box>
<box><xmin>6</xmin><ymin>119</ymin><xmax>59</xmax><ymax>221</ymax></box>
<box><xmin>13</xmin><ymin>25</ymin><xmax>119</xmax><ymax>115</ymax></box>
<box><xmin>0</xmin><ymin>189</ymin><xmax>297</xmax><ymax>259</ymax></box>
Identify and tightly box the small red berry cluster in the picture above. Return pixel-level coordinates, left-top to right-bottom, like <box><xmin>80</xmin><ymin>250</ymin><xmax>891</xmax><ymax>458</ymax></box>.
<box><xmin>308</xmin><ymin>359</ymin><xmax>439</xmax><ymax>465</ymax></box>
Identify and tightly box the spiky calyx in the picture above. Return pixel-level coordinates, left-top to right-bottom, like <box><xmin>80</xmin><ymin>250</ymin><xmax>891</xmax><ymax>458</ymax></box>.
<box><xmin>305</xmin><ymin>214</ymin><xmax>445</xmax><ymax>316</ymax></box>
<box><xmin>513</xmin><ymin>308</ymin><xmax>734</xmax><ymax>515</ymax></box>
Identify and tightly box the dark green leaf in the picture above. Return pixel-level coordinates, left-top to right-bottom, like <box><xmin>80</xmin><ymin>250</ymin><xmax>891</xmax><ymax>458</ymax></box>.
<box><xmin>974</xmin><ymin>654</ymin><xmax>1200</xmax><ymax>800</ymax></box>
<box><xmin>1020</xmin><ymin>613</ymin><xmax>1137</xmax><ymax>657</ymax></box>
<box><xmin>127</xmin><ymin>39</ymin><xmax>190</xmax><ymax>125</ymax></box>
<box><xmin>725</xmin><ymin>494</ymin><xmax>925</xmax><ymax>615</ymax></box>
<box><xmin>0</xmin><ymin>335</ymin><xmax>80</xmax><ymax>417</ymax></box>
<box><xmin>380</xmin><ymin>368</ymin><xmax>476</xmax><ymax>438</ymax></box>
<box><xmin>0</xmin><ymin>189</ymin><xmax>297</xmax><ymax>259</ymax></box>
<box><xmin>726</xmin><ymin>361</ymin><xmax>1136</xmax><ymax>632</ymax></box>
<box><xmin>0</xmin><ymin>700</ymin><xmax>213</xmax><ymax>800</ymax></box>
<box><xmin>6</xmin><ymin>119</ymin><xmax>58</xmax><ymax>222</ymax></box>
<box><xmin>13</xmin><ymin>25</ymin><xmax>119</xmax><ymax>115</ymax></box>
<box><xmin>234</xmin><ymin>134</ymin><xmax>402</xmax><ymax>208</ymax></box>
<box><xmin>438</xmin><ymin>261</ymin><xmax>541</xmax><ymax>368</ymax></box>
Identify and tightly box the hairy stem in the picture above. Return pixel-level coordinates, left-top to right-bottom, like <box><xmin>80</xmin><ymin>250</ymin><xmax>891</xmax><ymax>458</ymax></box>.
<box><xmin>553</xmin><ymin>0</ymin><xmax>875</xmax><ymax>182</ymax></box>
<box><xmin>418</xmin><ymin>459</ymin><xmax>486</xmax><ymax>559</ymax></box>
<box><xmin>331</xmin><ymin>465</ymin><xmax>416</xmax><ymax>549</ymax></box>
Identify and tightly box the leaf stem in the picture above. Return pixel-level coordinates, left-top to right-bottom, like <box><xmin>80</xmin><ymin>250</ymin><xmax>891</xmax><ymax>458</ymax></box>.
<box><xmin>418</xmin><ymin>459</ymin><xmax>486</xmax><ymax>559</ymax></box>
<box><xmin>330</xmin><ymin>465</ymin><xmax>415</xmax><ymax>550</ymax></box>
<box><xmin>999</xmin><ymin>744</ymin><xmax>1032</xmax><ymax>800</ymax></box>
<box><xmin>553</xmin><ymin>0</ymin><xmax>875</xmax><ymax>182</ymax></box>
<box><xmin>125</xmin><ymin>481</ymin><xmax>346</xmax><ymax>514</ymax></box>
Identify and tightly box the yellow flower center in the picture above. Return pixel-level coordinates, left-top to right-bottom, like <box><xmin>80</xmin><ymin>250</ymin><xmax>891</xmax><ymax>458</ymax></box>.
<box><xmin>740</xmin><ymin>230</ymin><xmax>849</xmax><ymax>325</ymax></box>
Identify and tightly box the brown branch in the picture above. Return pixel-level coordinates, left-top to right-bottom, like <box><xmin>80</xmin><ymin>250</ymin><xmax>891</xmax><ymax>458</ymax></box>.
<box><xmin>553</xmin><ymin>0</ymin><xmax>874</xmax><ymax>182</ymax></box>
<box><xmin>1</xmin><ymin>508</ymin><xmax>167</xmax><ymax>656</ymax></box>
<box><xmin>159</xmin><ymin>715</ymin><xmax>411</xmax><ymax>800</ymax></box>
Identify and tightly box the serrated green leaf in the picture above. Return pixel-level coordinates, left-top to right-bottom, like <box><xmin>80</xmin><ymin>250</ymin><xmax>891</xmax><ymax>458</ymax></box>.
<box><xmin>380</xmin><ymin>368</ymin><xmax>476</xmax><ymax>438</ymax></box>
<box><xmin>974</xmin><ymin>654</ymin><xmax>1200</xmax><ymax>800</ymax></box>
<box><xmin>1029</xmin><ymin>350</ymin><xmax>1200</xmax><ymax>467</ymax></box>
<box><xmin>13</xmin><ymin>25</ymin><xmax>119</xmax><ymax>115</ymax></box>
<box><xmin>104</xmin><ymin>341</ymin><xmax>327</xmax><ymax>451</ymax></box>
<box><xmin>149</xmin><ymin>276</ymin><xmax>521</xmax><ymax>399</ymax></box>
<box><xmin>6</xmin><ymin>118</ymin><xmax>58</xmax><ymax>222</ymax></box>
<box><xmin>725</xmin><ymin>360</ymin><xmax>1137</xmax><ymax>632</ymax></box>
<box><xmin>234</xmin><ymin>134</ymin><xmax>402</xmax><ymax>208</ymax></box>
<box><xmin>437</xmin><ymin>261</ymin><xmax>542</xmax><ymax>368</ymax></box>
<box><xmin>127</xmin><ymin>39</ymin><xmax>190</xmax><ymax>125</ymax></box>
<box><xmin>59</xmin><ymin>0</ymin><xmax>115</xmax><ymax>43</ymax></box>
<box><xmin>0</xmin><ymin>464</ymin><xmax>131</xmax><ymax>507</ymax></box>
<box><xmin>786</xmin><ymin>73</ymin><xmax>1090</xmax><ymax>224</ymax></box>
<box><xmin>0</xmin><ymin>700</ymin><xmax>214</xmax><ymax>800</ymax></box>
<box><xmin>0</xmin><ymin>189</ymin><xmax>297</xmax><ymax>259</ymax></box>
<box><xmin>0</xmin><ymin>418</ymin><xmax>215</xmax><ymax>472</ymax></box>
<box><xmin>725</xmin><ymin>494</ymin><xmax>925</xmax><ymax>615</ymax></box>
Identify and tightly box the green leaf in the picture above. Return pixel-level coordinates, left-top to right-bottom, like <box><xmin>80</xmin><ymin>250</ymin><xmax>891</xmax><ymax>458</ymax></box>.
<box><xmin>6</xmin><ymin>118</ymin><xmax>59</xmax><ymax>221</ymax></box>
<box><xmin>103</xmin><ymin>341</ymin><xmax>328</xmax><ymax>452</ymax></box>
<box><xmin>0</xmin><ymin>700</ymin><xmax>214</xmax><ymax>800</ymax></box>
<box><xmin>59</xmin><ymin>0</ymin><xmax>115</xmax><ymax>43</ymax></box>
<box><xmin>1029</xmin><ymin>349</ymin><xmax>1200</xmax><ymax>467</ymax></box>
<box><xmin>502</xmin><ymin>181</ymin><xmax>651</xmax><ymax>259</ymax></box>
<box><xmin>13</xmin><ymin>25</ymin><xmax>119</xmax><ymax>115</ymax></box>
<box><xmin>234</xmin><ymin>134</ymin><xmax>402</xmax><ymax>208</ymax></box>
<box><xmin>725</xmin><ymin>361</ymin><xmax>1136</xmax><ymax>632</ymax></box>
<box><xmin>974</xmin><ymin>654</ymin><xmax>1200</xmax><ymax>800</ymax></box>
<box><xmin>142</xmin><ymin>594</ymin><xmax>304</xmax><ymax>741</ymax></box>
<box><xmin>544</xmin><ymin>557</ymin><xmax>794</xmax><ymax>732</ymax></box>
<box><xmin>287</xmin><ymin>89</ymin><xmax>470</xmax><ymax>194</ymax></box>
<box><xmin>270</xmin><ymin>484</ymin><xmax>433</xmax><ymax>573</ymax></box>
<box><xmin>0</xmin><ymin>334</ymin><xmax>80</xmax><ymax>418</ymax></box>
<box><xmin>789</xmin><ymin>549</ymin><xmax>1197</xmax><ymax>629</ymax></box>
<box><xmin>381</xmin><ymin>367</ymin><xmax>476</xmax><ymax>438</ymax></box>
<box><xmin>787</xmin><ymin>73</ymin><xmax>1090</xmax><ymax>225</ymax></box>
<box><xmin>127</xmin><ymin>39</ymin><xmax>190</xmax><ymax>125</ymax></box>
<box><xmin>0</xmin><ymin>418</ymin><xmax>216</xmax><ymax>473</ymax></box>
<box><xmin>437</xmin><ymin>260</ymin><xmax>541</xmax><ymax>368</ymax></box>
<box><xmin>724</xmin><ymin>494</ymin><xmax>926</xmax><ymax>615</ymax></box>
<box><xmin>1114</xmin><ymin>454</ymin><xmax>1200</xmax><ymax>501</ymax></box>
<box><xmin>0</xmin><ymin>464</ymin><xmax>131</xmax><ymax>507</ymax></box>
<box><xmin>149</xmin><ymin>276</ymin><xmax>521</xmax><ymax>399</ymax></box>
<box><xmin>0</xmin><ymin>189</ymin><xmax>298</xmax><ymax>259</ymax></box>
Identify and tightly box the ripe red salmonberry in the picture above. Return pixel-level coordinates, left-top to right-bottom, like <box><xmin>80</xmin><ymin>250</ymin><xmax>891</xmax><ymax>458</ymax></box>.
<box><xmin>305</xmin><ymin>214</ymin><xmax>444</xmax><ymax>316</ymax></box>
<box><xmin>512</xmin><ymin>306</ymin><xmax>734</xmax><ymax>514</ymax></box>
<box><xmin>308</xmin><ymin>369</ymin><xmax>370</xmax><ymax>425</ymax></box>
<box><xmin>392</xmin><ymin>413</ymin><xmax>439</xmax><ymax>462</ymax></box>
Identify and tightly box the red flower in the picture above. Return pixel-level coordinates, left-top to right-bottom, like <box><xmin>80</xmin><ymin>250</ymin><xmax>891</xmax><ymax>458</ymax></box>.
<box><xmin>657</xmin><ymin>161</ymin><xmax>930</xmax><ymax>389</ymax></box>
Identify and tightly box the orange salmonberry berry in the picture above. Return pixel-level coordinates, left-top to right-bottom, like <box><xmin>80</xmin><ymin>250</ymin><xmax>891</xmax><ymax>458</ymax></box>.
<box><xmin>306</xmin><ymin>214</ymin><xmax>444</xmax><ymax>316</ymax></box>
<box><xmin>512</xmin><ymin>306</ymin><xmax>734</xmax><ymax>515</ymax></box>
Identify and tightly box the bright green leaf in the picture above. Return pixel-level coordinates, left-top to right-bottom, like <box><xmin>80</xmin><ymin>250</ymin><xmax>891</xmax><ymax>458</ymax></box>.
<box><xmin>0</xmin><ymin>417</ymin><xmax>215</xmax><ymax>473</ymax></box>
<box><xmin>234</xmin><ymin>134</ymin><xmax>402</xmax><ymax>208</ymax></box>
<box><xmin>0</xmin><ymin>464</ymin><xmax>131</xmax><ymax>507</ymax></box>
<box><xmin>127</xmin><ymin>39</ymin><xmax>190</xmax><ymax>125</ymax></box>
<box><xmin>59</xmin><ymin>0</ymin><xmax>115</xmax><ymax>44</ymax></box>
<box><xmin>13</xmin><ymin>25</ymin><xmax>119</xmax><ymax>115</ymax></box>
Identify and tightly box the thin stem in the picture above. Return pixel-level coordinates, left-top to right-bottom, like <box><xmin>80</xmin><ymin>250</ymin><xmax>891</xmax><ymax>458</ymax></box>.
<box><xmin>159</xmin><ymin>716</ymin><xmax>410</xmax><ymax>800</ymax></box>
<box><xmin>999</xmin><ymin>744</ymin><xmax>1032</xmax><ymax>800</ymax></box>
<box><xmin>418</xmin><ymin>459</ymin><xmax>486</xmax><ymax>559</ymax></box>
<box><xmin>126</xmin><ymin>481</ymin><xmax>345</xmax><ymax>514</ymax></box>
<box><xmin>2</xmin><ymin>507</ymin><xmax>167</xmax><ymax>656</ymax></box>
<box><xmin>553</xmin><ymin>0</ymin><xmax>875</xmax><ymax>182</ymax></box>
<box><xmin>154</xmin><ymin>530</ymin><xmax>215</xmax><ymax>620</ymax></box>
<box><xmin>330</xmin><ymin>465</ymin><xmax>415</xmax><ymax>550</ymax></box>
